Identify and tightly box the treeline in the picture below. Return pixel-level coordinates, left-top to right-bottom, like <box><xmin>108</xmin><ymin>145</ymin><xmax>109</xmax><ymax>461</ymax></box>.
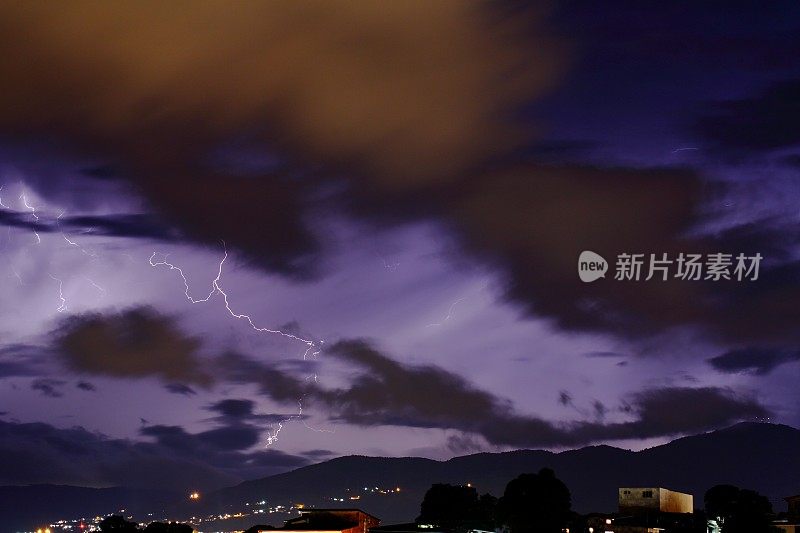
<box><xmin>415</xmin><ymin>468</ymin><xmax>780</xmax><ymax>533</ymax></box>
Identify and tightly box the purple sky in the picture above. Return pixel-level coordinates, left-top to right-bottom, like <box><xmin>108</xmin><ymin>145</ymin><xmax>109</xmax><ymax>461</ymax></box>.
<box><xmin>0</xmin><ymin>1</ymin><xmax>799</xmax><ymax>492</ymax></box>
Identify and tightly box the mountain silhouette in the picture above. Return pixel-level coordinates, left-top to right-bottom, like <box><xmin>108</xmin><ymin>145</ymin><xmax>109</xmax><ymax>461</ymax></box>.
<box><xmin>3</xmin><ymin>423</ymin><xmax>798</xmax><ymax>531</ymax></box>
<box><xmin>189</xmin><ymin>422</ymin><xmax>800</xmax><ymax>525</ymax></box>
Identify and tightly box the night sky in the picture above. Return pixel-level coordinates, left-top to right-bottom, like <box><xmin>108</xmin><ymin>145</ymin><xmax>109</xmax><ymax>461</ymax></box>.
<box><xmin>1</xmin><ymin>1</ymin><xmax>799</xmax><ymax>493</ymax></box>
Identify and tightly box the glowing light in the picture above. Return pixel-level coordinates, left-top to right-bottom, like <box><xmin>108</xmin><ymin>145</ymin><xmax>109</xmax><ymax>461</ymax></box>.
<box><xmin>190</xmin><ymin>491</ymin><xmax>200</xmax><ymax>500</ymax></box>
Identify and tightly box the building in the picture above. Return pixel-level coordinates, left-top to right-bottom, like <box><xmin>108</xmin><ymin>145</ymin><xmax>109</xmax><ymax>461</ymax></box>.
<box><xmin>619</xmin><ymin>488</ymin><xmax>693</xmax><ymax>515</ymax></box>
<box><xmin>246</xmin><ymin>509</ymin><xmax>380</xmax><ymax>533</ymax></box>
<box><xmin>788</xmin><ymin>495</ymin><xmax>800</xmax><ymax>520</ymax></box>
<box><xmin>284</xmin><ymin>509</ymin><xmax>380</xmax><ymax>533</ymax></box>
<box><xmin>773</xmin><ymin>494</ymin><xmax>800</xmax><ymax>533</ymax></box>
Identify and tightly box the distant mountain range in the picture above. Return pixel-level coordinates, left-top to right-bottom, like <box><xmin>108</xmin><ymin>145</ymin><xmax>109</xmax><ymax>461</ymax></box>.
<box><xmin>4</xmin><ymin>423</ymin><xmax>799</xmax><ymax>532</ymax></box>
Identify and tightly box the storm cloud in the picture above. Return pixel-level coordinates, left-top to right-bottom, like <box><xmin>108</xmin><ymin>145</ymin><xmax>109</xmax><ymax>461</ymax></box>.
<box><xmin>2</xmin><ymin>1</ymin><xmax>797</xmax><ymax>351</ymax></box>
<box><xmin>315</xmin><ymin>340</ymin><xmax>768</xmax><ymax>447</ymax></box>
<box><xmin>0</xmin><ymin>0</ymin><xmax>562</xmax><ymax>278</ymax></box>
<box><xmin>708</xmin><ymin>347</ymin><xmax>800</xmax><ymax>375</ymax></box>
<box><xmin>695</xmin><ymin>79</ymin><xmax>800</xmax><ymax>156</ymax></box>
<box><xmin>50</xmin><ymin>309</ymin><xmax>767</xmax><ymax>448</ymax></box>
<box><xmin>57</xmin><ymin>307</ymin><xmax>213</xmax><ymax>387</ymax></box>
<box><xmin>0</xmin><ymin>417</ymin><xmax>309</xmax><ymax>491</ymax></box>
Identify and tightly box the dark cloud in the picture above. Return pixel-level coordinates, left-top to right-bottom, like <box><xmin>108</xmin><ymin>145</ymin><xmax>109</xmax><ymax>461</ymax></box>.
<box><xmin>583</xmin><ymin>351</ymin><xmax>624</xmax><ymax>359</ymax></box>
<box><xmin>141</xmin><ymin>424</ymin><xmax>259</xmax><ymax>454</ymax></box>
<box><xmin>164</xmin><ymin>383</ymin><xmax>197</xmax><ymax>396</ymax></box>
<box><xmin>56</xmin><ymin>307</ymin><xmax>212</xmax><ymax>387</ymax></box>
<box><xmin>76</xmin><ymin>381</ymin><xmax>96</xmax><ymax>392</ymax></box>
<box><xmin>208</xmin><ymin>399</ymin><xmax>256</xmax><ymax>419</ymax></box>
<box><xmin>205</xmin><ymin>398</ymin><xmax>296</xmax><ymax>425</ymax></box>
<box><xmin>592</xmin><ymin>400</ymin><xmax>607</xmax><ymax>420</ymax></box>
<box><xmin>31</xmin><ymin>378</ymin><xmax>66</xmax><ymax>398</ymax></box>
<box><xmin>0</xmin><ymin>418</ymin><xmax>306</xmax><ymax>490</ymax></box>
<box><xmin>558</xmin><ymin>391</ymin><xmax>573</xmax><ymax>406</ymax></box>
<box><xmin>0</xmin><ymin>208</ymin><xmax>176</xmax><ymax>241</ymax></box>
<box><xmin>0</xmin><ymin>344</ymin><xmax>47</xmax><ymax>378</ymax></box>
<box><xmin>708</xmin><ymin>347</ymin><xmax>800</xmax><ymax>376</ymax></box>
<box><xmin>62</xmin><ymin>213</ymin><xmax>177</xmax><ymax>240</ymax></box>
<box><xmin>218</xmin><ymin>352</ymin><xmax>312</xmax><ymax>403</ymax></box>
<box><xmin>197</xmin><ymin>426</ymin><xmax>261</xmax><ymax>452</ymax></box>
<box><xmin>3</xmin><ymin>0</ymin><xmax>796</xmax><ymax>351</ymax></box>
<box><xmin>312</xmin><ymin>340</ymin><xmax>769</xmax><ymax>447</ymax></box>
<box><xmin>0</xmin><ymin>1</ymin><xmax>562</xmax><ymax>278</ymax></box>
<box><xmin>695</xmin><ymin>79</ymin><xmax>800</xmax><ymax>156</ymax></box>
<box><xmin>47</xmin><ymin>308</ymin><xmax>770</xmax><ymax>448</ymax></box>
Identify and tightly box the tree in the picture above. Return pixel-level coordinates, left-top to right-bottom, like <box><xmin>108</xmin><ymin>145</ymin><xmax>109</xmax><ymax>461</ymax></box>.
<box><xmin>143</xmin><ymin>522</ymin><xmax>194</xmax><ymax>532</ymax></box>
<box><xmin>496</xmin><ymin>468</ymin><xmax>571</xmax><ymax>533</ymax></box>
<box><xmin>417</xmin><ymin>483</ymin><xmax>496</xmax><ymax>530</ymax></box>
<box><xmin>99</xmin><ymin>516</ymin><xmax>139</xmax><ymax>532</ymax></box>
<box><xmin>705</xmin><ymin>484</ymin><xmax>775</xmax><ymax>533</ymax></box>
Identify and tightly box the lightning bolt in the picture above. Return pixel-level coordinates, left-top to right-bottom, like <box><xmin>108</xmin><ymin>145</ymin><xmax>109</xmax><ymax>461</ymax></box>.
<box><xmin>84</xmin><ymin>276</ymin><xmax>107</xmax><ymax>299</ymax></box>
<box><xmin>3</xmin><ymin>183</ymin><xmax>330</xmax><ymax>448</ymax></box>
<box><xmin>426</xmin><ymin>296</ymin><xmax>466</xmax><ymax>328</ymax></box>
<box><xmin>48</xmin><ymin>273</ymin><xmax>67</xmax><ymax>312</ymax></box>
<box><xmin>58</xmin><ymin>211</ymin><xmax>98</xmax><ymax>258</ymax></box>
<box><xmin>149</xmin><ymin>242</ymin><xmax>325</xmax><ymax>446</ymax></box>
<box><xmin>149</xmin><ymin>243</ymin><xmax>317</xmax><ymax>350</ymax></box>
<box><xmin>19</xmin><ymin>192</ymin><xmax>41</xmax><ymax>244</ymax></box>
<box><xmin>3</xmin><ymin>185</ymin><xmax>106</xmax><ymax>314</ymax></box>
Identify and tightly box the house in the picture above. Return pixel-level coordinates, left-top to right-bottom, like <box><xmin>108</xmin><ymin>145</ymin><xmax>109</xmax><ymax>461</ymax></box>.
<box><xmin>619</xmin><ymin>488</ymin><xmax>693</xmax><ymax>515</ymax></box>
<box><xmin>773</xmin><ymin>494</ymin><xmax>800</xmax><ymax>533</ymax></box>
<box><xmin>284</xmin><ymin>509</ymin><xmax>380</xmax><ymax>533</ymax></box>
<box><xmin>586</xmin><ymin>487</ymin><xmax>695</xmax><ymax>533</ymax></box>
<box><xmin>246</xmin><ymin>509</ymin><xmax>380</xmax><ymax>533</ymax></box>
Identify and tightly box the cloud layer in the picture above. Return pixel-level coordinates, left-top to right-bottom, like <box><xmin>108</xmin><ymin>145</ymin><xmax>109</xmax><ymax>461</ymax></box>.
<box><xmin>53</xmin><ymin>308</ymin><xmax>769</xmax><ymax>449</ymax></box>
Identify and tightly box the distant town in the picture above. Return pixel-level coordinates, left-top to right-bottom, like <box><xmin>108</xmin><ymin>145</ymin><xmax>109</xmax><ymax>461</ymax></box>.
<box><xmin>24</xmin><ymin>471</ymin><xmax>800</xmax><ymax>533</ymax></box>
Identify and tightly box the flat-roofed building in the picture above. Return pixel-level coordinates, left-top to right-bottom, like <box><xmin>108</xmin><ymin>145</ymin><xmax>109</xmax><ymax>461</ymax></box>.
<box><xmin>619</xmin><ymin>487</ymin><xmax>693</xmax><ymax>514</ymax></box>
<box><xmin>283</xmin><ymin>509</ymin><xmax>380</xmax><ymax>533</ymax></box>
<box><xmin>247</xmin><ymin>509</ymin><xmax>380</xmax><ymax>533</ymax></box>
<box><xmin>774</xmin><ymin>494</ymin><xmax>800</xmax><ymax>533</ymax></box>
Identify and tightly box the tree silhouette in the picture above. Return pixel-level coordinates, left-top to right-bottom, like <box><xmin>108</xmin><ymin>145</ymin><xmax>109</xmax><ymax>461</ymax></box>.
<box><xmin>417</xmin><ymin>483</ymin><xmax>496</xmax><ymax>530</ymax></box>
<box><xmin>705</xmin><ymin>484</ymin><xmax>775</xmax><ymax>533</ymax></box>
<box><xmin>99</xmin><ymin>516</ymin><xmax>139</xmax><ymax>532</ymax></box>
<box><xmin>496</xmin><ymin>468</ymin><xmax>571</xmax><ymax>533</ymax></box>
